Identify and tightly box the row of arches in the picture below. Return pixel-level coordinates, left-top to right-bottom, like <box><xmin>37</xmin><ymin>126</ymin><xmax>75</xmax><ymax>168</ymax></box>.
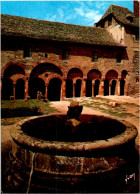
<box><xmin>1</xmin><ymin>62</ymin><xmax>128</xmax><ymax>101</ymax></box>
<box><xmin>2</xmin><ymin>77</ymin><xmax>126</xmax><ymax>101</ymax></box>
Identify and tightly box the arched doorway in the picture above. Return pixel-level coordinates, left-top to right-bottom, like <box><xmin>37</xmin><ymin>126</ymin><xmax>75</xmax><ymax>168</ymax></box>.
<box><xmin>120</xmin><ymin>80</ymin><xmax>125</xmax><ymax>96</ymax></box>
<box><xmin>29</xmin><ymin>78</ymin><xmax>45</xmax><ymax>99</ymax></box>
<box><xmin>94</xmin><ymin>80</ymin><xmax>100</xmax><ymax>96</ymax></box>
<box><xmin>2</xmin><ymin>78</ymin><xmax>13</xmax><ymax>100</ymax></box>
<box><xmin>16</xmin><ymin>79</ymin><xmax>25</xmax><ymax>99</ymax></box>
<box><xmin>75</xmin><ymin>79</ymin><xmax>81</xmax><ymax>97</ymax></box>
<box><xmin>48</xmin><ymin>78</ymin><xmax>61</xmax><ymax>101</ymax></box>
<box><xmin>104</xmin><ymin>80</ymin><xmax>109</xmax><ymax>96</ymax></box>
<box><xmin>86</xmin><ymin>80</ymin><xmax>92</xmax><ymax>97</ymax></box>
<box><xmin>111</xmin><ymin>80</ymin><xmax>116</xmax><ymax>95</ymax></box>
<box><xmin>66</xmin><ymin>79</ymin><xmax>73</xmax><ymax>98</ymax></box>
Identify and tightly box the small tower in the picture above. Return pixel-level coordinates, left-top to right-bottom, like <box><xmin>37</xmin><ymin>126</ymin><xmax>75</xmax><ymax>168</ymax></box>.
<box><xmin>134</xmin><ymin>0</ymin><xmax>139</xmax><ymax>17</ymax></box>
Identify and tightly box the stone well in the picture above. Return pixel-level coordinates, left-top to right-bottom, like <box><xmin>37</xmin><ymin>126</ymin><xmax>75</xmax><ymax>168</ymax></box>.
<box><xmin>9</xmin><ymin>112</ymin><xmax>139</xmax><ymax>193</ymax></box>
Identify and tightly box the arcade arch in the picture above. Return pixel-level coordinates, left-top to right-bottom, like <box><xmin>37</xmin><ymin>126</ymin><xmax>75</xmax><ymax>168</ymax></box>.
<box><xmin>67</xmin><ymin>68</ymin><xmax>83</xmax><ymax>98</ymax></box>
<box><xmin>48</xmin><ymin>78</ymin><xmax>61</xmax><ymax>101</ymax></box>
<box><xmin>105</xmin><ymin>70</ymin><xmax>118</xmax><ymax>96</ymax></box>
<box><xmin>16</xmin><ymin>79</ymin><xmax>25</xmax><ymax>99</ymax></box>
<box><xmin>29</xmin><ymin>78</ymin><xmax>45</xmax><ymax>99</ymax></box>
<box><xmin>2</xmin><ymin>78</ymin><xmax>13</xmax><ymax>100</ymax></box>
<box><xmin>2</xmin><ymin>64</ymin><xmax>25</xmax><ymax>100</ymax></box>
<box><xmin>120</xmin><ymin>70</ymin><xmax>128</xmax><ymax>95</ymax></box>
<box><xmin>1</xmin><ymin>63</ymin><xmax>129</xmax><ymax>101</ymax></box>
<box><xmin>86</xmin><ymin>69</ymin><xmax>101</xmax><ymax>97</ymax></box>
<box><xmin>29</xmin><ymin>63</ymin><xmax>63</xmax><ymax>99</ymax></box>
<box><xmin>66</xmin><ymin>79</ymin><xmax>73</xmax><ymax>98</ymax></box>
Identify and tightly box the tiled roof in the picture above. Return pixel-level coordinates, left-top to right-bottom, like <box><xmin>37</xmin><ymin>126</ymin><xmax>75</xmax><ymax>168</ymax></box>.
<box><xmin>96</xmin><ymin>4</ymin><xmax>139</xmax><ymax>27</ymax></box>
<box><xmin>1</xmin><ymin>14</ymin><xmax>124</xmax><ymax>47</ymax></box>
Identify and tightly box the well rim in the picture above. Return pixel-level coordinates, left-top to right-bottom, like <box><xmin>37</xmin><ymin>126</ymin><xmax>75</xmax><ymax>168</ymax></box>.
<box><xmin>10</xmin><ymin>113</ymin><xmax>138</xmax><ymax>153</ymax></box>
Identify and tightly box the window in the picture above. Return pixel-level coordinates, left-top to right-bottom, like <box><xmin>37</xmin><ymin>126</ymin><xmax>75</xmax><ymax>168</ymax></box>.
<box><xmin>117</xmin><ymin>54</ymin><xmax>122</xmax><ymax>63</ymax></box>
<box><xmin>132</xmin><ymin>30</ymin><xmax>139</xmax><ymax>41</ymax></box>
<box><xmin>92</xmin><ymin>52</ymin><xmax>98</xmax><ymax>62</ymax></box>
<box><xmin>126</xmin><ymin>15</ymin><xmax>134</xmax><ymax>23</ymax></box>
<box><xmin>45</xmin><ymin>53</ymin><xmax>48</xmax><ymax>58</ymax></box>
<box><xmin>108</xmin><ymin>17</ymin><xmax>112</xmax><ymax>26</ymax></box>
<box><xmin>135</xmin><ymin>34</ymin><xmax>139</xmax><ymax>41</ymax></box>
<box><xmin>24</xmin><ymin>48</ymin><xmax>31</xmax><ymax>58</ymax></box>
<box><xmin>62</xmin><ymin>49</ymin><xmax>69</xmax><ymax>60</ymax></box>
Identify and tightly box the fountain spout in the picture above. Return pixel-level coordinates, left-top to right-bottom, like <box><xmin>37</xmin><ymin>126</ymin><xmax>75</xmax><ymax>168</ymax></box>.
<box><xmin>67</xmin><ymin>101</ymin><xmax>83</xmax><ymax>120</ymax></box>
<box><xmin>66</xmin><ymin>101</ymin><xmax>83</xmax><ymax>134</ymax></box>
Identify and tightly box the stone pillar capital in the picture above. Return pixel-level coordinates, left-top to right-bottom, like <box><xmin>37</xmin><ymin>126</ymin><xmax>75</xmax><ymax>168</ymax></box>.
<box><xmin>63</xmin><ymin>76</ymin><xmax>67</xmax><ymax>80</ymax></box>
<box><xmin>101</xmin><ymin>78</ymin><xmax>106</xmax><ymax>81</ymax></box>
<box><xmin>25</xmin><ymin>77</ymin><xmax>30</xmax><ymax>82</ymax></box>
<box><xmin>73</xmin><ymin>81</ymin><xmax>76</xmax><ymax>85</ymax></box>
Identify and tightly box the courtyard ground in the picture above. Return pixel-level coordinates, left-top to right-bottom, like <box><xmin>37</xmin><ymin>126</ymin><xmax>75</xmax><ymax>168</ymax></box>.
<box><xmin>1</xmin><ymin>96</ymin><xmax>140</xmax><ymax>192</ymax></box>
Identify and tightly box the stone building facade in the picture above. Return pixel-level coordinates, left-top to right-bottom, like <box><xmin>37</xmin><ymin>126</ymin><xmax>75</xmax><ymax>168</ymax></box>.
<box><xmin>1</xmin><ymin>1</ymin><xmax>139</xmax><ymax>101</ymax></box>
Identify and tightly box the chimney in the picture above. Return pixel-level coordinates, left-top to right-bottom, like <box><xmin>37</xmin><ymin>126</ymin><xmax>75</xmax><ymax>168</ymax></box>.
<box><xmin>134</xmin><ymin>0</ymin><xmax>139</xmax><ymax>17</ymax></box>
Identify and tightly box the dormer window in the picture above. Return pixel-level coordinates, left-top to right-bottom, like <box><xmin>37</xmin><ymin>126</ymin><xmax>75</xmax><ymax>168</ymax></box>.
<box><xmin>24</xmin><ymin>47</ymin><xmax>32</xmax><ymax>58</ymax></box>
<box><xmin>117</xmin><ymin>54</ymin><xmax>122</xmax><ymax>63</ymax></box>
<box><xmin>108</xmin><ymin>17</ymin><xmax>112</xmax><ymax>26</ymax></box>
<box><xmin>126</xmin><ymin>14</ymin><xmax>134</xmax><ymax>23</ymax></box>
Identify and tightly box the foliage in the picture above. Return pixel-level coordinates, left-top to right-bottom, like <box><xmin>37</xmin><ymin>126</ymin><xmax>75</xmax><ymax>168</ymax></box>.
<box><xmin>1</xmin><ymin>99</ymin><xmax>57</xmax><ymax>125</ymax></box>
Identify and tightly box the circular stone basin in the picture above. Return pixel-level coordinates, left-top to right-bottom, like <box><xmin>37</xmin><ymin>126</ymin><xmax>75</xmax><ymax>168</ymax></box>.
<box><xmin>10</xmin><ymin>114</ymin><xmax>138</xmax><ymax>193</ymax></box>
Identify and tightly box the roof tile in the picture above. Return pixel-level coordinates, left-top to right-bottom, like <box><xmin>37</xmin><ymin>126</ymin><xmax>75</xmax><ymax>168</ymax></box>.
<box><xmin>1</xmin><ymin>14</ymin><xmax>123</xmax><ymax>47</ymax></box>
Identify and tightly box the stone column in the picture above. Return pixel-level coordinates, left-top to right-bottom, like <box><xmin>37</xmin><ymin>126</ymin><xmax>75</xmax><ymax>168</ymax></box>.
<box><xmin>92</xmin><ymin>80</ymin><xmax>95</xmax><ymax>97</ymax></box>
<box><xmin>61</xmin><ymin>79</ymin><xmax>67</xmax><ymax>100</ymax></box>
<box><xmin>117</xmin><ymin>78</ymin><xmax>121</xmax><ymax>96</ymax></box>
<box><xmin>81</xmin><ymin>79</ymin><xmax>86</xmax><ymax>97</ymax></box>
<box><xmin>109</xmin><ymin>80</ymin><xmax>112</xmax><ymax>96</ymax></box>
<box><xmin>25</xmin><ymin>77</ymin><xmax>29</xmax><ymax>99</ymax></box>
<box><xmin>115</xmin><ymin>80</ymin><xmax>118</xmax><ymax>95</ymax></box>
<box><xmin>73</xmin><ymin>81</ymin><xmax>76</xmax><ymax>98</ymax></box>
<box><xmin>13</xmin><ymin>84</ymin><xmax>16</xmax><ymax>100</ymax></box>
<box><xmin>45</xmin><ymin>83</ymin><xmax>48</xmax><ymax>99</ymax></box>
<box><xmin>99</xmin><ymin>78</ymin><xmax>105</xmax><ymax>96</ymax></box>
<box><xmin>1</xmin><ymin>77</ymin><xmax>3</xmax><ymax>100</ymax></box>
<box><xmin>124</xmin><ymin>79</ymin><xmax>128</xmax><ymax>96</ymax></box>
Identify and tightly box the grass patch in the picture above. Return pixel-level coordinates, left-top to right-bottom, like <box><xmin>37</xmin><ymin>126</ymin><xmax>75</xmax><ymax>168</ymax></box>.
<box><xmin>79</xmin><ymin>98</ymin><xmax>138</xmax><ymax>119</ymax></box>
<box><xmin>1</xmin><ymin>99</ymin><xmax>57</xmax><ymax>125</ymax></box>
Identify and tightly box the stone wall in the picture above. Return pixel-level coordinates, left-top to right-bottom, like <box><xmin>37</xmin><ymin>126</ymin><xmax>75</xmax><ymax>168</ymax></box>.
<box><xmin>1</xmin><ymin>34</ymin><xmax>138</xmax><ymax>100</ymax></box>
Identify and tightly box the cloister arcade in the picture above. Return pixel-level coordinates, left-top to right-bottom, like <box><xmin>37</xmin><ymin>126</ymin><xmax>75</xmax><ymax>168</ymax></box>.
<box><xmin>1</xmin><ymin>62</ymin><xmax>128</xmax><ymax>101</ymax></box>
